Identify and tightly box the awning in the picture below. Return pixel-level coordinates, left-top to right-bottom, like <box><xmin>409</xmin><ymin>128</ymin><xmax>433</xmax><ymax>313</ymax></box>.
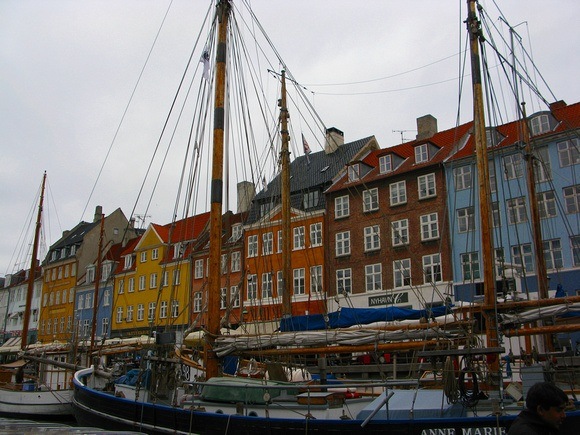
<box><xmin>0</xmin><ymin>359</ymin><xmax>28</xmax><ymax>368</ymax></box>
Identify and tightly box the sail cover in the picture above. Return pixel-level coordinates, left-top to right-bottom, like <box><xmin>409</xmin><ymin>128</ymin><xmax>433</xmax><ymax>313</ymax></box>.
<box><xmin>280</xmin><ymin>306</ymin><xmax>451</xmax><ymax>332</ymax></box>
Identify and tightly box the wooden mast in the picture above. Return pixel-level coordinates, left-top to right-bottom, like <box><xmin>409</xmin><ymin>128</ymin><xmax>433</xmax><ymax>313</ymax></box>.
<box><xmin>279</xmin><ymin>70</ymin><xmax>293</xmax><ymax>317</ymax></box>
<box><xmin>21</xmin><ymin>171</ymin><xmax>46</xmax><ymax>350</ymax></box>
<box><xmin>90</xmin><ymin>213</ymin><xmax>105</xmax><ymax>353</ymax></box>
<box><xmin>466</xmin><ymin>0</ymin><xmax>500</xmax><ymax>377</ymax></box>
<box><xmin>205</xmin><ymin>0</ymin><xmax>231</xmax><ymax>380</ymax></box>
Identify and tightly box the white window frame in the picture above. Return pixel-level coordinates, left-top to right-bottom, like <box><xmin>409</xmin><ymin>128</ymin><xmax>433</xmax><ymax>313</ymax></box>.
<box><xmin>365</xmin><ymin>263</ymin><xmax>382</xmax><ymax>292</ymax></box>
<box><xmin>393</xmin><ymin>259</ymin><xmax>411</xmax><ymax>288</ymax></box>
<box><xmin>363</xmin><ymin>225</ymin><xmax>380</xmax><ymax>252</ymax></box>
<box><xmin>389</xmin><ymin>181</ymin><xmax>407</xmax><ymax>206</ymax></box>
<box><xmin>379</xmin><ymin>154</ymin><xmax>392</xmax><ymax>173</ymax></box>
<box><xmin>247</xmin><ymin>235</ymin><xmax>258</xmax><ymax>258</ymax></box>
<box><xmin>454</xmin><ymin>166</ymin><xmax>472</xmax><ymax>191</ymax></box>
<box><xmin>415</xmin><ymin>143</ymin><xmax>428</xmax><ymax>163</ymax></box>
<box><xmin>335</xmin><ymin>231</ymin><xmax>351</xmax><ymax>256</ymax></box>
<box><xmin>507</xmin><ymin>197</ymin><xmax>528</xmax><ymax>224</ymax></box>
<box><xmin>336</xmin><ymin>268</ymin><xmax>352</xmax><ymax>294</ymax></box>
<box><xmin>293</xmin><ymin>226</ymin><xmax>305</xmax><ymax>250</ymax></box>
<box><xmin>418</xmin><ymin>173</ymin><xmax>436</xmax><ymax>199</ymax></box>
<box><xmin>293</xmin><ymin>268</ymin><xmax>305</xmax><ymax>295</ymax></box>
<box><xmin>262</xmin><ymin>232</ymin><xmax>273</xmax><ymax>255</ymax></box>
<box><xmin>335</xmin><ymin>195</ymin><xmax>350</xmax><ymax>219</ymax></box>
<box><xmin>362</xmin><ymin>188</ymin><xmax>379</xmax><ymax>212</ymax></box>
<box><xmin>310</xmin><ymin>222</ymin><xmax>322</xmax><ymax>247</ymax></box>
<box><xmin>423</xmin><ymin>253</ymin><xmax>442</xmax><ymax>283</ymax></box>
<box><xmin>420</xmin><ymin>213</ymin><xmax>439</xmax><ymax>241</ymax></box>
<box><xmin>310</xmin><ymin>265</ymin><xmax>323</xmax><ymax>293</ymax></box>
<box><xmin>261</xmin><ymin>273</ymin><xmax>272</xmax><ymax>299</ymax></box>
<box><xmin>391</xmin><ymin>219</ymin><xmax>409</xmax><ymax>246</ymax></box>
<box><xmin>557</xmin><ymin>139</ymin><xmax>580</xmax><ymax>167</ymax></box>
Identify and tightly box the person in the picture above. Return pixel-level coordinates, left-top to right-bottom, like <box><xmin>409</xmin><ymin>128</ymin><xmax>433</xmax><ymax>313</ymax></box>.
<box><xmin>508</xmin><ymin>382</ymin><xmax>569</xmax><ymax>435</ymax></box>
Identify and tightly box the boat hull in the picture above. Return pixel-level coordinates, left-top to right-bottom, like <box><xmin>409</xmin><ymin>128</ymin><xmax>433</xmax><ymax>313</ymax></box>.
<box><xmin>72</xmin><ymin>375</ymin><xmax>580</xmax><ymax>435</ymax></box>
<box><xmin>0</xmin><ymin>387</ymin><xmax>73</xmax><ymax>418</ymax></box>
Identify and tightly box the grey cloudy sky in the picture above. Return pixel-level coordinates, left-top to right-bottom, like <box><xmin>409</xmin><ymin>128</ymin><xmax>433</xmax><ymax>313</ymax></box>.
<box><xmin>1</xmin><ymin>0</ymin><xmax>578</xmax><ymax>276</ymax></box>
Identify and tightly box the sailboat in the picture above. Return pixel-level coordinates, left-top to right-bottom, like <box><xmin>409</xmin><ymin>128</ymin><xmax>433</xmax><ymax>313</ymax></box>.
<box><xmin>0</xmin><ymin>173</ymin><xmax>74</xmax><ymax>418</ymax></box>
<box><xmin>71</xmin><ymin>0</ymin><xmax>580</xmax><ymax>433</ymax></box>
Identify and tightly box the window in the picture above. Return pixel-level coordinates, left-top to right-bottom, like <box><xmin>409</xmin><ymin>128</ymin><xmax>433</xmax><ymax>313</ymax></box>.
<box><xmin>391</xmin><ymin>219</ymin><xmax>409</xmax><ymax>246</ymax></box>
<box><xmin>557</xmin><ymin>139</ymin><xmax>580</xmax><ymax>167</ymax></box>
<box><xmin>335</xmin><ymin>195</ymin><xmax>350</xmax><ymax>218</ymax></box>
<box><xmin>454</xmin><ymin>166</ymin><xmax>472</xmax><ymax>190</ymax></box>
<box><xmin>364</xmin><ymin>225</ymin><xmax>380</xmax><ymax>252</ymax></box>
<box><xmin>423</xmin><ymin>254</ymin><xmax>442</xmax><ymax>283</ymax></box>
<box><xmin>172</xmin><ymin>300</ymin><xmax>179</xmax><ymax>318</ymax></box>
<box><xmin>415</xmin><ymin>143</ymin><xmax>428</xmax><ymax>163</ymax></box>
<box><xmin>303</xmin><ymin>190</ymin><xmax>320</xmax><ymax>209</ymax></box>
<box><xmin>149</xmin><ymin>273</ymin><xmax>157</xmax><ymax>289</ymax></box>
<box><xmin>103</xmin><ymin>289</ymin><xmax>110</xmax><ymax>306</ymax></box>
<box><xmin>544</xmin><ymin>239</ymin><xmax>563</xmax><ymax>270</ymax></box>
<box><xmin>379</xmin><ymin>154</ymin><xmax>392</xmax><ymax>173</ymax></box>
<box><xmin>365</xmin><ymin>263</ymin><xmax>382</xmax><ymax>291</ymax></box>
<box><xmin>363</xmin><ymin>188</ymin><xmax>379</xmax><ymax>212</ymax></box>
<box><xmin>293</xmin><ymin>268</ymin><xmax>305</xmax><ymax>295</ymax></box>
<box><xmin>148</xmin><ymin>302</ymin><xmax>156</xmax><ymax>320</ymax></box>
<box><xmin>461</xmin><ymin>252</ymin><xmax>480</xmax><ymax>281</ymax></box>
<box><xmin>293</xmin><ymin>226</ymin><xmax>305</xmax><ymax>250</ymax></box>
<box><xmin>137</xmin><ymin>304</ymin><xmax>144</xmax><ymax>321</ymax></box>
<box><xmin>221</xmin><ymin>254</ymin><xmax>228</xmax><ymax>274</ymax></box>
<box><xmin>49</xmin><ymin>292</ymin><xmax>54</xmax><ymax>305</ymax></box>
<box><xmin>393</xmin><ymin>259</ymin><xmax>411</xmax><ymax>288</ymax></box>
<box><xmin>83</xmin><ymin>320</ymin><xmax>90</xmax><ymax>337</ymax></box>
<box><xmin>126</xmin><ymin>305</ymin><xmax>134</xmax><ymax>322</ymax></box>
<box><xmin>512</xmin><ymin>244</ymin><xmax>534</xmax><ymax>273</ymax></box>
<box><xmin>277</xmin><ymin>230</ymin><xmax>282</xmax><ymax>253</ymax></box>
<box><xmin>56</xmin><ymin>291</ymin><xmax>60</xmax><ymax>305</ymax></box>
<box><xmin>151</xmin><ymin>248</ymin><xmax>159</xmax><ymax>260</ymax></box>
<box><xmin>492</xmin><ymin>202</ymin><xmax>501</xmax><ymax>227</ymax></box>
<box><xmin>67</xmin><ymin>316</ymin><xmax>72</xmax><ymax>332</ymax></box>
<box><xmin>534</xmin><ymin>147</ymin><xmax>552</xmax><ymax>182</ymax></box>
<box><xmin>231</xmin><ymin>251</ymin><xmax>241</xmax><ymax>272</ymax></box>
<box><xmin>220</xmin><ymin>288</ymin><xmax>227</xmax><ymax>310</ymax></box>
<box><xmin>248</xmin><ymin>235</ymin><xmax>258</xmax><ymax>257</ymax></box>
<box><xmin>102</xmin><ymin>318</ymin><xmax>109</xmax><ymax>336</ymax></box>
<box><xmin>348</xmin><ymin>164</ymin><xmax>360</xmax><ymax>181</ymax></box>
<box><xmin>230</xmin><ymin>286</ymin><xmax>240</xmax><ymax>308</ymax></box>
<box><xmin>389</xmin><ymin>181</ymin><xmax>407</xmax><ymax>206</ymax></box>
<box><xmin>231</xmin><ymin>224</ymin><xmax>242</xmax><ymax>241</ymax></box>
<box><xmin>128</xmin><ymin>277</ymin><xmax>135</xmax><ymax>293</ymax></box>
<box><xmin>247</xmin><ymin>274</ymin><xmax>257</xmax><ymax>300</ymax></box>
<box><xmin>77</xmin><ymin>294</ymin><xmax>83</xmax><ymax>310</ymax></box>
<box><xmin>418</xmin><ymin>173</ymin><xmax>436</xmax><ymax>199</ymax></box>
<box><xmin>162</xmin><ymin>271</ymin><xmax>168</xmax><ymax>287</ymax></box>
<box><xmin>60</xmin><ymin>317</ymin><xmax>65</xmax><ymax>333</ymax></box>
<box><xmin>160</xmin><ymin>301</ymin><xmax>168</xmax><ymax>319</ymax></box>
<box><xmin>457</xmin><ymin>207</ymin><xmax>475</xmax><ymax>233</ymax></box>
<box><xmin>277</xmin><ymin>271</ymin><xmax>283</xmax><ymax>298</ymax></box>
<box><xmin>261</xmin><ymin>273</ymin><xmax>272</xmax><ymax>298</ymax></box>
<box><xmin>138</xmin><ymin>275</ymin><xmax>146</xmax><ymax>291</ymax></box>
<box><xmin>336</xmin><ymin>269</ymin><xmax>352</xmax><ymax>294</ymax></box>
<box><xmin>69</xmin><ymin>288</ymin><xmax>74</xmax><ymax>303</ymax></box>
<box><xmin>124</xmin><ymin>255</ymin><xmax>133</xmax><ymax>270</ymax></box>
<box><xmin>530</xmin><ymin>114</ymin><xmax>550</xmax><ymax>135</ymax></box>
<box><xmin>116</xmin><ymin>306</ymin><xmax>123</xmax><ymax>323</ymax></box>
<box><xmin>564</xmin><ymin>185</ymin><xmax>580</xmax><ymax>214</ymax></box>
<box><xmin>310</xmin><ymin>265</ymin><xmax>323</xmax><ymax>293</ymax></box>
<box><xmin>262</xmin><ymin>232</ymin><xmax>273</xmax><ymax>255</ymax></box>
<box><xmin>140</xmin><ymin>251</ymin><xmax>147</xmax><ymax>263</ymax></box>
<box><xmin>537</xmin><ymin>190</ymin><xmax>557</xmax><ymax>219</ymax></box>
<box><xmin>507</xmin><ymin>197</ymin><xmax>528</xmax><ymax>224</ymax></box>
<box><xmin>335</xmin><ymin>231</ymin><xmax>351</xmax><ymax>256</ymax></box>
<box><xmin>85</xmin><ymin>293</ymin><xmax>92</xmax><ymax>309</ymax></box>
<box><xmin>503</xmin><ymin>154</ymin><xmax>523</xmax><ymax>180</ymax></box>
<box><xmin>173</xmin><ymin>269</ymin><xmax>181</xmax><ymax>285</ymax></box>
<box><xmin>571</xmin><ymin>236</ymin><xmax>580</xmax><ymax>267</ymax></box>
<box><xmin>420</xmin><ymin>213</ymin><xmax>439</xmax><ymax>241</ymax></box>
<box><xmin>310</xmin><ymin>223</ymin><xmax>322</xmax><ymax>247</ymax></box>
<box><xmin>173</xmin><ymin>242</ymin><xmax>185</xmax><ymax>259</ymax></box>
<box><xmin>102</xmin><ymin>263</ymin><xmax>112</xmax><ymax>281</ymax></box>
<box><xmin>194</xmin><ymin>259</ymin><xmax>204</xmax><ymax>278</ymax></box>
<box><xmin>86</xmin><ymin>266</ymin><xmax>95</xmax><ymax>284</ymax></box>
<box><xmin>489</xmin><ymin>161</ymin><xmax>497</xmax><ymax>193</ymax></box>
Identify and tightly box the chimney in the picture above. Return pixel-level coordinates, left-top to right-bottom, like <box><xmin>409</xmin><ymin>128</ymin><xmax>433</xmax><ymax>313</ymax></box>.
<box><xmin>237</xmin><ymin>181</ymin><xmax>256</xmax><ymax>213</ymax></box>
<box><xmin>324</xmin><ymin>127</ymin><xmax>344</xmax><ymax>154</ymax></box>
<box><xmin>94</xmin><ymin>205</ymin><xmax>103</xmax><ymax>222</ymax></box>
<box><xmin>416</xmin><ymin>115</ymin><xmax>438</xmax><ymax>140</ymax></box>
<box><xmin>62</xmin><ymin>230</ymin><xmax>70</xmax><ymax>239</ymax></box>
<box><xmin>549</xmin><ymin>100</ymin><xmax>567</xmax><ymax>111</ymax></box>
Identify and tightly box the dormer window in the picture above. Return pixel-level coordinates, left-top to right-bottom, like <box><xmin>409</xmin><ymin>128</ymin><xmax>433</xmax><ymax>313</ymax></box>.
<box><xmin>530</xmin><ymin>114</ymin><xmax>550</xmax><ymax>136</ymax></box>
<box><xmin>60</xmin><ymin>248</ymin><xmax>66</xmax><ymax>259</ymax></box>
<box><xmin>415</xmin><ymin>144</ymin><xmax>428</xmax><ymax>163</ymax></box>
<box><xmin>124</xmin><ymin>255</ymin><xmax>133</xmax><ymax>270</ymax></box>
<box><xmin>173</xmin><ymin>243</ymin><xmax>185</xmax><ymax>259</ymax></box>
<box><xmin>379</xmin><ymin>155</ymin><xmax>392</xmax><ymax>173</ymax></box>
<box><xmin>70</xmin><ymin>245</ymin><xmax>76</xmax><ymax>255</ymax></box>
<box><xmin>230</xmin><ymin>224</ymin><xmax>242</xmax><ymax>242</ymax></box>
<box><xmin>303</xmin><ymin>190</ymin><xmax>320</xmax><ymax>209</ymax></box>
<box><xmin>348</xmin><ymin>164</ymin><xmax>360</xmax><ymax>182</ymax></box>
<box><xmin>86</xmin><ymin>265</ymin><xmax>95</xmax><ymax>284</ymax></box>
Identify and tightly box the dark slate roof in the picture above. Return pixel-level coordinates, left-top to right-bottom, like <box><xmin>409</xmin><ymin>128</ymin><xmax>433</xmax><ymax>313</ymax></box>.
<box><xmin>246</xmin><ymin>136</ymin><xmax>376</xmax><ymax>223</ymax></box>
<box><xmin>44</xmin><ymin>220</ymin><xmax>99</xmax><ymax>265</ymax></box>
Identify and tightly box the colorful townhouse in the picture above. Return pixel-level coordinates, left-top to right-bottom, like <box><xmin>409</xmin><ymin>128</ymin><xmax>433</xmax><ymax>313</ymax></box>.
<box><xmin>445</xmin><ymin>100</ymin><xmax>580</xmax><ymax>302</ymax></box>
<box><xmin>242</xmin><ymin>128</ymin><xmax>378</xmax><ymax>322</ymax></box>
<box><xmin>38</xmin><ymin>206</ymin><xmax>135</xmax><ymax>344</ymax></box>
<box><xmin>110</xmin><ymin>212</ymin><xmax>210</xmax><ymax>342</ymax></box>
<box><xmin>324</xmin><ymin>116</ymin><xmax>468</xmax><ymax>312</ymax></box>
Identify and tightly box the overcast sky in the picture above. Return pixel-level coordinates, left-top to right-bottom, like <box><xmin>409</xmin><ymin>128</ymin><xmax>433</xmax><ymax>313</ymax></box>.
<box><xmin>1</xmin><ymin>0</ymin><xmax>578</xmax><ymax>277</ymax></box>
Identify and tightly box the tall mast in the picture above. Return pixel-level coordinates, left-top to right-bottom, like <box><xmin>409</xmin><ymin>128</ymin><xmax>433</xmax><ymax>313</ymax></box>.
<box><xmin>279</xmin><ymin>70</ymin><xmax>292</xmax><ymax>317</ymax></box>
<box><xmin>205</xmin><ymin>0</ymin><xmax>231</xmax><ymax>380</ymax></box>
<box><xmin>90</xmin><ymin>213</ymin><xmax>105</xmax><ymax>353</ymax></box>
<box><xmin>466</xmin><ymin>0</ymin><xmax>500</xmax><ymax>376</ymax></box>
<box><xmin>21</xmin><ymin>171</ymin><xmax>46</xmax><ymax>350</ymax></box>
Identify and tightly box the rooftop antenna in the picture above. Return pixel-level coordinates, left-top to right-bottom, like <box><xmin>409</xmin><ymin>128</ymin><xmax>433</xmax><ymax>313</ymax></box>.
<box><xmin>134</xmin><ymin>213</ymin><xmax>151</xmax><ymax>229</ymax></box>
<box><xmin>392</xmin><ymin>129</ymin><xmax>415</xmax><ymax>144</ymax></box>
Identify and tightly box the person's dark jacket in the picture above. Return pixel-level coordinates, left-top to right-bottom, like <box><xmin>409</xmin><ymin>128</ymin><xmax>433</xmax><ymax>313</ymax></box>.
<box><xmin>508</xmin><ymin>409</ymin><xmax>559</xmax><ymax>435</ymax></box>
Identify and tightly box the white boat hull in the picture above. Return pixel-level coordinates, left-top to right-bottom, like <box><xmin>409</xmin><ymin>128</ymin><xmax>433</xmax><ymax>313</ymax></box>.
<box><xmin>0</xmin><ymin>388</ymin><xmax>73</xmax><ymax>417</ymax></box>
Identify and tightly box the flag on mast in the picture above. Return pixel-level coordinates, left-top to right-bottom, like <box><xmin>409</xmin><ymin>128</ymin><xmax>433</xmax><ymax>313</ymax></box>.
<box><xmin>200</xmin><ymin>50</ymin><xmax>210</xmax><ymax>81</ymax></box>
<box><xmin>302</xmin><ymin>133</ymin><xmax>311</xmax><ymax>164</ymax></box>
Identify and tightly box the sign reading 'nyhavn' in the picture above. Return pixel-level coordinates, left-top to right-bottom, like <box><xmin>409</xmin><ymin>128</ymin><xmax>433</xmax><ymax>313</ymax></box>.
<box><xmin>368</xmin><ymin>292</ymin><xmax>409</xmax><ymax>306</ymax></box>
